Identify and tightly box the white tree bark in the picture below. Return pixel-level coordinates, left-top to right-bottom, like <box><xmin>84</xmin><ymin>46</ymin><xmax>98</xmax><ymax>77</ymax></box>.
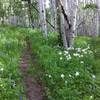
<box><xmin>96</xmin><ymin>0</ymin><xmax>100</xmax><ymax>36</ymax></box>
<box><xmin>50</xmin><ymin>0</ymin><xmax>57</xmax><ymax>32</ymax></box>
<box><xmin>60</xmin><ymin>0</ymin><xmax>68</xmax><ymax>48</ymax></box>
<box><xmin>72</xmin><ymin>0</ymin><xmax>79</xmax><ymax>36</ymax></box>
<box><xmin>59</xmin><ymin>0</ymin><xmax>74</xmax><ymax>48</ymax></box>
<box><xmin>38</xmin><ymin>0</ymin><xmax>47</xmax><ymax>37</ymax></box>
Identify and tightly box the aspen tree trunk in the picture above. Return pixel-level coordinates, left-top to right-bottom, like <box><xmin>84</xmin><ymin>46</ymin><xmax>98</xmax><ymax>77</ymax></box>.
<box><xmin>56</xmin><ymin>0</ymin><xmax>61</xmax><ymax>33</ymax></box>
<box><xmin>38</xmin><ymin>0</ymin><xmax>47</xmax><ymax>37</ymax></box>
<box><xmin>73</xmin><ymin>0</ymin><xmax>79</xmax><ymax>36</ymax></box>
<box><xmin>50</xmin><ymin>0</ymin><xmax>57</xmax><ymax>32</ymax></box>
<box><xmin>96</xmin><ymin>11</ymin><xmax>99</xmax><ymax>36</ymax></box>
<box><xmin>59</xmin><ymin>0</ymin><xmax>74</xmax><ymax>48</ymax></box>
<box><xmin>61</xmin><ymin>13</ymin><xmax>68</xmax><ymax>48</ymax></box>
<box><xmin>96</xmin><ymin>0</ymin><xmax>100</xmax><ymax>36</ymax></box>
<box><xmin>60</xmin><ymin>0</ymin><xmax>68</xmax><ymax>48</ymax></box>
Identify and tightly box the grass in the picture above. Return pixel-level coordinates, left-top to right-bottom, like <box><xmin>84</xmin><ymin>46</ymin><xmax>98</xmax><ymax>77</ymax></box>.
<box><xmin>26</xmin><ymin>29</ymin><xmax>100</xmax><ymax>100</ymax></box>
<box><xmin>0</xmin><ymin>25</ymin><xmax>100</xmax><ymax>100</ymax></box>
<box><xmin>0</xmin><ymin>25</ymin><xmax>26</xmax><ymax>100</ymax></box>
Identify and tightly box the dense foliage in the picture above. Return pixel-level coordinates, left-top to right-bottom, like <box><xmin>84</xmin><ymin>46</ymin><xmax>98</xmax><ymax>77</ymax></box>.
<box><xmin>0</xmin><ymin>26</ymin><xmax>26</xmax><ymax>100</ymax></box>
<box><xmin>26</xmin><ymin>29</ymin><xmax>100</xmax><ymax>100</ymax></box>
<box><xmin>0</xmin><ymin>0</ymin><xmax>100</xmax><ymax>99</ymax></box>
<box><xmin>0</xmin><ymin>26</ymin><xmax>100</xmax><ymax>100</ymax></box>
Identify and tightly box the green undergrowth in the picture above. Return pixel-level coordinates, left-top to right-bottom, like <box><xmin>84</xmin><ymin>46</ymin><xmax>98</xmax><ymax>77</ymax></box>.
<box><xmin>26</xmin><ymin>29</ymin><xmax>100</xmax><ymax>100</ymax></box>
<box><xmin>0</xmin><ymin>26</ymin><xmax>27</xmax><ymax>100</ymax></box>
<box><xmin>0</xmin><ymin>26</ymin><xmax>100</xmax><ymax>100</ymax></box>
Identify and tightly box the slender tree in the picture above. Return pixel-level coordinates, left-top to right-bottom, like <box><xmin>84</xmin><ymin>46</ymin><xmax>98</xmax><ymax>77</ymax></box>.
<box><xmin>50</xmin><ymin>0</ymin><xmax>57</xmax><ymax>32</ymax></box>
<box><xmin>38</xmin><ymin>0</ymin><xmax>47</xmax><ymax>37</ymax></box>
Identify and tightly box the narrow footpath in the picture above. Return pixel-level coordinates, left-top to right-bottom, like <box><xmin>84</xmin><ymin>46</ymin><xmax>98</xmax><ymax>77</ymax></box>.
<box><xmin>20</xmin><ymin>40</ymin><xmax>45</xmax><ymax>100</ymax></box>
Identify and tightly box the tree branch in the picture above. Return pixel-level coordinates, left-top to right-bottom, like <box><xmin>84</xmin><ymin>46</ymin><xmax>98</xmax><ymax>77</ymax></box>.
<box><xmin>58</xmin><ymin>0</ymin><xmax>72</xmax><ymax>29</ymax></box>
<box><xmin>31</xmin><ymin>4</ymin><xmax>55</xmax><ymax>29</ymax></box>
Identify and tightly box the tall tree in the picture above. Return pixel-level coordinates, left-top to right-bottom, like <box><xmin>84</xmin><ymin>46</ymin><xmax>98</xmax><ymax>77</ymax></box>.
<box><xmin>50</xmin><ymin>0</ymin><xmax>57</xmax><ymax>32</ymax></box>
<box><xmin>58</xmin><ymin>0</ymin><xmax>74</xmax><ymax>48</ymax></box>
<box><xmin>38</xmin><ymin>0</ymin><xmax>47</xmax><ymax>37</ymax></box>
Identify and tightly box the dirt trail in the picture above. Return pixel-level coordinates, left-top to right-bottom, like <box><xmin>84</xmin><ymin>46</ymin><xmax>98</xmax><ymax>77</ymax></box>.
<box><xmin>20</xmin><ymin>43</ymin><xmax>44</xmax><ymax>100</ymax></box>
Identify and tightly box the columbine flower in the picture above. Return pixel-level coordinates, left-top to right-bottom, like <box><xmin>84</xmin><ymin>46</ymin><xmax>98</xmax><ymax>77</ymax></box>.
<box><xmin>48</xmin><ymin>75</ymin><xmax>51</xmax><ymax>78</ymax></box>
<box><xmin>66</xmin><ymin>55</ymin><xmax>71</xmax><ymax>60</ymax></box>
<box><xmin>0</xmin><ymin>68</ymin><xmax>4</xmax><ymax>71</ymax></box>
<box><xmin>59</xmin><ymin>52</ymin><xmax>62</xmax><ymax>55</ymax></box>
<box><xmin>60</xmin><ymin>57</ymin><xmax>63</xmax><ymax>60</ymax></box>
<box><xmin>75</xmin><ymin>72</ymin><xmax>80</xmax><ymax>76</ymax></box>
<box><xmin>90</xmin><ymin>96</ymin><xmax>93</xmax><ymax>99</ymax></box>
<box><xmin>13</xmin><ymin>81</ymin><xmax>16</xmax><ymax>88</ymax></box>
<box><xmin>69</xmin><ymin>74</ymin><xmax>72</xmax><ymax>77</ymax></box>
<box><xmin>80</xmin><ymin>61</ymin><xmax>84</xmax><ymax>64</ymax></box>
<box><xmin>73</xmin><ymin>53</ymin><xmax>80</xmax><ymax>57</ymax></box>
<box><xmin>64</xmin><ymin>51</ymin><xmax>68</xmax><ymax>54</ymax></box>
<box><xmin>61</xmin><ymin>74</ymin><xmax>65</xmax><ymax>79</ymax></box>
<box><xmin>76</xmin><ymin>48</ymin><xmax>81</xmax><ymax>52</ymax></box>
<box><xmin>92</xmin><ymin>75</ymin><xmax>96</xmax><ymax>79</ymax></box>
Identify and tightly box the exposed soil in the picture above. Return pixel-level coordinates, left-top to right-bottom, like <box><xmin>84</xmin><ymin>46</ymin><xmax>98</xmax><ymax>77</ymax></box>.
<box><xmin>20</xmin><ymin>41</ymin><xmax>45</xmax><ymax>100</ymax></box>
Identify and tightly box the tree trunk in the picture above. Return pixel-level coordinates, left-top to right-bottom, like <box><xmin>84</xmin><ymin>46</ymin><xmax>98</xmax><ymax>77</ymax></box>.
<box><xmin>38</xmin><ymin>0</ymin><xmax>47</xmax><ymax>37</ymax></box>
<box><xmin>50</xmin><ymin>0</ymin><xmax>57</xmax><ymax>32</ymax></box>
<box><xmin>27</xmin><ymin>0</ymin><xmax>34</xmax><ymax>26</ymax></box>
<box><xmin>59</xmin><ymin>0</ymin><xmax>74</xmax><ymax>48</ymax></box>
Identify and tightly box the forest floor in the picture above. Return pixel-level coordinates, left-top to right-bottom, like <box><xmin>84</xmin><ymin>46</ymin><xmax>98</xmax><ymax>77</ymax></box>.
<box><xmin>20</xmin><ymin>41</ymin><xmax>45</xmax><ymax>100</ymax></box>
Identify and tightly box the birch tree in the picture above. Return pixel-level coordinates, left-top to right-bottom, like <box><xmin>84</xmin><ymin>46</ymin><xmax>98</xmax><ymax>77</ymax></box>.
<box><xmin>38</xmin><ymin>0</ymin><xmax>47</xmax><ymax>37</ymax></box>
<box><xmin>50</xmin><ymin>0</ymin><xmax>57</xmax><ymax>32</ymax></box>
<box><xmin>58</xmin><ymin>0</ymin><xmax>75</xmax><ymax>48</ymax></box>
<box><xmin>60</xmin><ymin>0</ymin><xmax>69</xmax><ymax>48</ymax></box>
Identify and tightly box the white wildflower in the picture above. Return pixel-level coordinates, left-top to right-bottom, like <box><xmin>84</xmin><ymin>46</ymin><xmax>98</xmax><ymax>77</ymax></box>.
<box><xmin>48</xmin><ymin>75</ymin><xmax>52</xmax><ymax>78</ymax></box>
<box><xmin>0</xmin><ymin>68</ymin><xmax>4</xmax><ymax>71</ymax></box>
<box><xmin>73</xmin><ymin>53</ymin><xmax>80</xmax><ymax>57</ymax></box>
<box><xmin>90</xmin><ymin>95</ymin><xmax>93</xmax><ymax>99</ymax></box>
<box><xmin>13</xmin><ymin>81</ymin><xmax>16</xmax><ymax>88</ymax></box>
<box><xmin>69</xmin><ymin>74</ymin><xmax>72</xmax><ymax>77</ymax></box>
<box><xmin>80</xmin><ymin>55</ymin><xmax>83</xmax><ymax>57</ymax></box>
<box><xmin>76</xmin><ymin>48</ymin><xmax>81</xmax><ymax>52</ymax></box>
<box><xmin>82</xmin><ymin>49</ymin><xmax>86</xmax><ymax>52</ymax></box>
<box><xmin>59</xmin><ymin>52</ymin><xmax>62</xmax><ymax>55</ymax></box>
<box><xmin>92</xmin><ymin>75</ymin><xmax>96</xmax><ymax>79</ymax></box>
<box><xmin>80</xmin><ymin>61</ymin><xmax>84</xmax><ymax>64</ymax></box>
<box><xmin>61</xmin><ymin>74</ymin><xmax>65</xmax><ymax>79</ymax></box>
<box><xmin>64</xmin><ymin>51</ymin><xmax>68</xmax><ymax>54</ymax></box>
<box><xmin>60</xmin><ymin>57</ymin><xmax>63</xmax><ymax>60</ymax></box>
<box><xmin>66</xmin><ymin>54</ymin><xmax>71</xmax><ymax>60</ymax></box>
<box><xmin>75</xmin><ymin>72</ymin><xmax>80</xmax><ymax>76</ymax></box>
